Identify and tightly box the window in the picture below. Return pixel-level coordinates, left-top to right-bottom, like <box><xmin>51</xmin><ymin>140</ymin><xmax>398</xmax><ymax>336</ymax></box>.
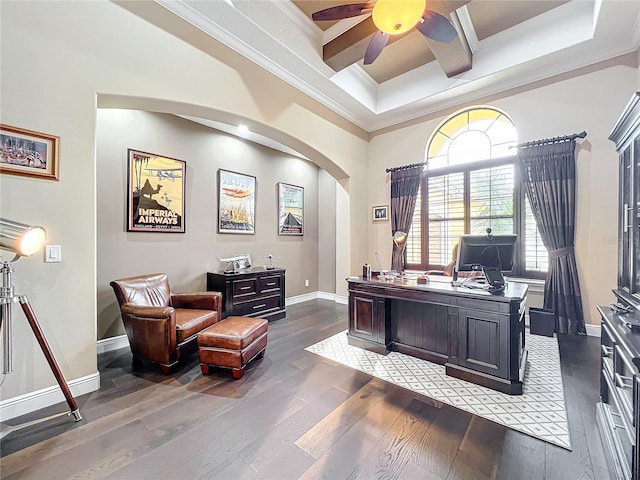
<box><xmin>405</xmin><ymin>106</ymin><xmax>547</xmax><ymax>278</ymax></box>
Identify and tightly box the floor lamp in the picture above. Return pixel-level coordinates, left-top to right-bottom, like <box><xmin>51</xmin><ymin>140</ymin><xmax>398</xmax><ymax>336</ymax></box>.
<box><xmin>0</xmin><ymin>218</ymin><xmax>82</xmax><ymax>440</ymax></box>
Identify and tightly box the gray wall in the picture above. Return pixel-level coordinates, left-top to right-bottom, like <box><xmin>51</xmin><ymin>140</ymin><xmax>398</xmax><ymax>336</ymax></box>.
<box><xmin>318</xmin><ymin>169</ymin><xmax>337</xmax><ymax>294</ymax></box>
<box><xmin>97</xmin><ymin>109</ymin><xmax>328</xmax><ymax>339</ymax></box>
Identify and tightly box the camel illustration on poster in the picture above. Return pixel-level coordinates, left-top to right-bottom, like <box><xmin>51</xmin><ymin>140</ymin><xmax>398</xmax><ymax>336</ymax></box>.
<box><xmin>127</xmin><ymin>148</ymin><xmax>186</xmax><ymax>233</ymax></box>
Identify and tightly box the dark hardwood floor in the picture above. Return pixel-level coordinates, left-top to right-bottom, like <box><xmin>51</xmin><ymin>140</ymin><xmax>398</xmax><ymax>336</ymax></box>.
<box><xmin>0</xmin><ymin>299</ymin><xmax>613</xmax><ymax>479</ymax></box>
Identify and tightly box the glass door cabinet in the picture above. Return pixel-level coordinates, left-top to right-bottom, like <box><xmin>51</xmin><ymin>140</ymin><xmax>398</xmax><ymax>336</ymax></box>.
<box><xmin>611</xmin><ymin>92</ymin><xmax>640</xmax><ymax>308</ymax></box>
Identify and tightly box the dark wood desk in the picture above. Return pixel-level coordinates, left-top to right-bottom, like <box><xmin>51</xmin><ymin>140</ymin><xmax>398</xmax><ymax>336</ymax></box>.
<box><xmin>347</xmin><ymin>276</ymin><xmax>528</xmax><ymax>394</ymax></box>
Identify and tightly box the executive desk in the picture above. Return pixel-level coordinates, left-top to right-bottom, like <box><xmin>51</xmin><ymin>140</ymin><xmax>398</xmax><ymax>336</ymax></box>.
<box><xmin>347</xmin><ymin>276</ymin><xmax>528</xmax><ymax>394</ymax></box>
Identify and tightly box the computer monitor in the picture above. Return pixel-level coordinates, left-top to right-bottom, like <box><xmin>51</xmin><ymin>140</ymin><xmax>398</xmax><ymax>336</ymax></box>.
<box><xmin>455</xmin><ymin>233</ymin><xmax>517</xmax><ymax>292</ymax></box>
<box><xmin>456</xmin><ymin>233</ymin><xmax>517</xmax><ymax>272</ymax></box>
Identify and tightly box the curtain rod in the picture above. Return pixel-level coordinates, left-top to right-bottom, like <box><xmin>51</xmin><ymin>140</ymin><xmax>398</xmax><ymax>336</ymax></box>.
<box><xmin>512</xmin><ymin>131</ymin><xmax>587</xmax><ymax>149</ymax></box>
<box><xmin>385</xmin><ymin>161</ymin><xmax>425</xmax><ymax>173</ymax></box>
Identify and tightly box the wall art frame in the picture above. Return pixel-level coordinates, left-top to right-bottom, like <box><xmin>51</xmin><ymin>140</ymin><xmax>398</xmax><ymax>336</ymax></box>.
<box><xmin>0</xmin><ymin>124</ymin><xmax>59</xmax><ymax>180</ymax></box>
<box><xmin>372</xmin><ymin>204</ymin><xmax>389</xmax><ymax>221</ymax></box>
<box><xmin>218</xmin><ymin>169</ymin><xmax>256</xmax><ymax>234</ymax></box>
<box><xmin>127</xmin><ymin>148</ymin><xmax>186</xmax><ymax>233</ymax></box>
<box><xmin>278</xmin><ymin>182</ymin><xmax>304</xmax><ymax>236</ymax></box>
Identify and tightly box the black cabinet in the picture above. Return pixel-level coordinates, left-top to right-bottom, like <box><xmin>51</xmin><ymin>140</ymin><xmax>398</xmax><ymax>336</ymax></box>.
<box><xmin>206</xmin><ymin>267</ymin><xmax>286</xmax><ymax>321</ymax></box>
<box><xmin>597</xmin><ymin>306</ymin><xmax>640</xmax><ymax>480</ymax></box>
<box><xmin>598</xmin><ymin>92</ymin><xmax>640</xmax><ymax>479</ymax></box>
<box><xmin>610</xmin><ymin>92</ymin><xmax>640</xmax><ymax>308</ymax></box>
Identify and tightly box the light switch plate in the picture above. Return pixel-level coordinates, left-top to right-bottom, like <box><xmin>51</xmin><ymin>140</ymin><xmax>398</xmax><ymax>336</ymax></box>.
<box><xmin>45</xmin><ymin>245</ymin><xmax>62</xmax><ymax>263</ymax></box>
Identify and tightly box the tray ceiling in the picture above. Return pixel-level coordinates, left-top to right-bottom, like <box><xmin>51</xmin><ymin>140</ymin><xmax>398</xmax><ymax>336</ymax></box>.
<box><xmin>156</xmin><ymin>0</ymin><xmax>640</xmax><ymax>132</ymax></box>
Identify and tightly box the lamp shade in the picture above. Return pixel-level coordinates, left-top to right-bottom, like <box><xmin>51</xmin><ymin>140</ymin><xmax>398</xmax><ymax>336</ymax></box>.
<box><xmin>372</xmin><ymin>0</ymin><xmax>426</xmax><ymax>35</ymax></box>
<box><xmin>0</xmin><ymin>218</ymin><xmax>47</xmax><ymax>257</ymax></box>
<box><xmin>393</xmin><ymin>231</ymin><xmax>408</xmax><ymax>247</ymax></box>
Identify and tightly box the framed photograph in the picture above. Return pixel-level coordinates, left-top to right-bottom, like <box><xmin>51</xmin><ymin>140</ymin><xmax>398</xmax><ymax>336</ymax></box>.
<box><xmin>218</xmin><ymin>169</ymin><xmax>256</xmax><ymax>234</ymax></box>
<box><xmin>0</xmin><ymin>124</ymin><xmax>59</xmax><ymax>180</ymax></box>
<box><xmin>372</xmin><ymin>205</ymin><xmax>389</xmax><ymax>221</ymax></box>
<box><xmin>278</xmin><ymin>182</ymin><xmax>304</xmax><ymax>236</ymax></box>
<box><xmin>127</xmin><ymin>149</ymin><xmax>186</xmax><ymax>233</ymax></box>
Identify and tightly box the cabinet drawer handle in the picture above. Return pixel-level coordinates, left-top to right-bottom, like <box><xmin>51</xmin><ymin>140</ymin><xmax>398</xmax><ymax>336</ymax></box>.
<box><xmin>266</xmin><ymin>282</ymin><xmax>276</xmax><ymax>286</ymax></box>
<box><xmin>614</xmin><ymin>344</ymin><xmax>637</xmax><ymax>374</ymax></box>
<box><xmin>601</xmin><ymin>345</ymin><xmax>613</xmax><ymax>357</ymax></box>
<box><xmin>253</xmin><ymin>304</ymin><xmax>267</xmax><ymax>309</ymax></box>
<box><xmin>240</xmin><ymin>286</ymin><xmax>252</xmax><ymax>291</ymax></box>
<box><xmin>615</xmin><ymin>372</ymin><xmax>633</xmax><ymax>390</ymax></box>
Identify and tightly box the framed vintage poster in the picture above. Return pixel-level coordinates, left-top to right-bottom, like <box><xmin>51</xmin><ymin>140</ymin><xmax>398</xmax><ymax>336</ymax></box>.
<box><xmin>218</xmin><ymin>169</ymin><xmax>256</xmax><ymax>234</ymax></box>
<box><xmin>372</xmin><ymin>204</ymin><xmax>388</xmax><ymax>221</ymax></box>
<box><xmin>278</xmin><ymin>182</ymin><xmax>304</xmax><ymax>236</ymax></box>
<box><xmin>127</xmin><ymin>149</ymin><xmax>186</xmax><ymax>233</ymax></box>
<box><xmin>0</xmin><ymin>124</ymin><xmax>59</xmax><ymax>180</ymax></box>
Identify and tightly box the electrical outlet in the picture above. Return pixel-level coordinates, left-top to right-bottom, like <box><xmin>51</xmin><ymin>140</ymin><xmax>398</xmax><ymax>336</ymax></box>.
<box><xmin>305</xmin><ymin>279</ymin><xmax>309</xmax><ymax>287</ymax></box>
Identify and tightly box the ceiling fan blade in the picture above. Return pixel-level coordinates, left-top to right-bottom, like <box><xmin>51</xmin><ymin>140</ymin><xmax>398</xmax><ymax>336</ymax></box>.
<box><xmin>363</xmin><ymin>30</ymin><xmax>389</xmax><ymax>65</ymax></box>
<box><xmin>416</xmin><ymin>10</ymin><xmax>458</xmax><ymax>43</ymax></box>
<box><xmin>312</xmin><ymin>3</ymin><xmax>375</xmax><ymax>21</ymax></box>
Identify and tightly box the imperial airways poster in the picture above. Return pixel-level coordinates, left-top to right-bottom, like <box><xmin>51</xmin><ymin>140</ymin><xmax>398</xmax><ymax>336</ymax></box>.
<box><xmin>127</xmin><ymin>149</ymin><xmax>186</xmax><ymax>233</ymax></box>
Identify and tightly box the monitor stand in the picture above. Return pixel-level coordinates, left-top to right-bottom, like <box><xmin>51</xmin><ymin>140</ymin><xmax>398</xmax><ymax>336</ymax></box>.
<box><xmin>482</xmin><ymin>266</ymin><xmax>505</xmax><ymax>293</ymax></box>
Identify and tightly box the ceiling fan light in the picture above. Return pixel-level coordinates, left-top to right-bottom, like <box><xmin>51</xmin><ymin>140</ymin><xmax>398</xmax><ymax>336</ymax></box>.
<box><xmin>372</xmin><ymin>0</ymin><xmax>426</xmax><ymax>35</ymax></box>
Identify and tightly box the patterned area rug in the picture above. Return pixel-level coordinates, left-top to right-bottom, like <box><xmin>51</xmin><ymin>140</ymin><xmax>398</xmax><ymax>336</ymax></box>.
<box><xmin>305</xmin><ymin>330</ymin><xmax>571</xmax><ymax>450</ymax></box>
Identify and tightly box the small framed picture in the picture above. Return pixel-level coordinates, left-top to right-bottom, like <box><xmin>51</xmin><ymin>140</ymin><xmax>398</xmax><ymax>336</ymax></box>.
<box><xmin>372</xmin><ymin>205</ymin><xmax>388</xmax><ymax>221</ymax></box>
<box><xmin>0</xmin><ymin>124</ymin><xmax>59</xmax><ymax>180</ymax></box>
<box><xmin>218</xmin><ymin>169</ymin><xmax>256</xmax><ymax>234</ymax></box>
<box><xmin>278</xmin><ymin>182</ymin><xmax>304</xmax><ymax>236</ymax></box>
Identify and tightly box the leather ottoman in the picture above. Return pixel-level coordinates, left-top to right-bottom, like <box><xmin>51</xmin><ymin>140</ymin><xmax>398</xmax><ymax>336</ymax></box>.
<box><xmin>197</xmin><ymin>316</ymin><xmax>268</xmax><ymax>379</ymax></box>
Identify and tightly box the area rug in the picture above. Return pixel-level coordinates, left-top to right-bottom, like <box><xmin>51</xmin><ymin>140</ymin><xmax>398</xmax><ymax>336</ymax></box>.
<box><xmin>305</xmin><ymin>330</ymin><xmax>571</xmax><ymax>450</ymax></box>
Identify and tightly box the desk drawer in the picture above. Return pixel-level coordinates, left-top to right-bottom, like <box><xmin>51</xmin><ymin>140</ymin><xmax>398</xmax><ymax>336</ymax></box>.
<box><xmin>234</xmin><ymin>295</ymin><xmax>281</xmax><ymax>316</ymax></box>
<box><xmin>260</xmin><ymin>275</ymin><xmax>281</xmax><ymax>292</ymax></box>
<box><xmin>233</xmin><ymin>278</ymin><xmax>257</xmax><ymax>297</ymax></box>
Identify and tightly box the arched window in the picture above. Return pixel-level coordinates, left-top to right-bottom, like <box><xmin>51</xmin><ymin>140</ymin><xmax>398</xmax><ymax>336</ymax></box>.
<box><xmin>405</xmin><ymin>106</ymin><xmax>547</xmax><ymax>277</ymax></box>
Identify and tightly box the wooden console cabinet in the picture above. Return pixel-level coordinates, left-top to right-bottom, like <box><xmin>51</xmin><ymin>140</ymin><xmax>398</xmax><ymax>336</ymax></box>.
<box><xmin>348</xmin><ymin>277</ymin><xmax>527</xmax><ymax>395</ymax></box>
<box><xmin>207</xmin><ymin>267</ymin><xmax>286</xmax><ymax>321</ymax></box>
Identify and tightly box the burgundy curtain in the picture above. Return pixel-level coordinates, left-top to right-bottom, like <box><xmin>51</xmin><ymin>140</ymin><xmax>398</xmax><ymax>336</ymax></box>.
<box><xmin>518</xmin><ymin>140</ymin><xmax>586</xmax><ymax>335</ymax></box>
<box><xmin>390</xmin><ymin>165</ymin><xmax>423</xmax><ymax>272</ymax></box>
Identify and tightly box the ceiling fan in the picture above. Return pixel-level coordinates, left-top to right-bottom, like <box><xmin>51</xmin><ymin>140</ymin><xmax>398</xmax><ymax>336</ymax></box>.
<box><xmin>312</xmin><ymin>0</ymin><xmax>458</xmax><ymax>65</ymax></box>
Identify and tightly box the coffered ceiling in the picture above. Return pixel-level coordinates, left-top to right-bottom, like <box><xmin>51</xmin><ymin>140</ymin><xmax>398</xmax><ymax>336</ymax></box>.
<box><xmin>157</xmin><ymin>0</ymin><xmax>640</xmax><ymax>132</ymax></box>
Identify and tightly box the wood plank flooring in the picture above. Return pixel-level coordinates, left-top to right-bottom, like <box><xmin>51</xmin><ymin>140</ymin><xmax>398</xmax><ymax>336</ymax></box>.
<box><xmin>0</xmin><ymin>299</ymin><xmax>614</xmax><ymax>479</ymax></box>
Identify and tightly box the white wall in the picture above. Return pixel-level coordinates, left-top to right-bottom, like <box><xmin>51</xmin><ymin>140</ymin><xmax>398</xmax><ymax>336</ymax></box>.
<box><xmin>0</xmin><ymin>0</ymin><xmax>368</xmax><ymax>407</ymax></box>
<box><xmin>369</xmin><ymin>56</ymin><xmax>639</xmax><ymax>327</ymax></box>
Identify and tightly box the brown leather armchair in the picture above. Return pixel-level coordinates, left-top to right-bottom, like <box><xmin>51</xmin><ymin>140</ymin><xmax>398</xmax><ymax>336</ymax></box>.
<box><xmin>110</xmin><ymin>273</ymin><xmax>222</xmax><ymax>374</ymax></box>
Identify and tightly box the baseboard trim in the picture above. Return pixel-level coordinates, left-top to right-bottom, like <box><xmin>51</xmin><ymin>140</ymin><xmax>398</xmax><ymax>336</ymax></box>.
<box><xmin>96</xmin><ymin>334</ymin><xmax>129</xmax><ymax>354</ymax></box>
<box><xmin>286</xmin><ymin>291</ymin><xmax>348</xmax><ymax>305</ymax></box>
<box><xmin>0</xmin><ymin>372</ymin><xmax>100</xmax><ymax>422</ymax></box>
<box><xmin>585</xmin><ymin>323</ymin><xmax>601</xmax><ymax>338</ymax></box>
<box><xmin>286</xmin><ymin>292</ymin><xmax>320</xmax><ymax>305</ymax></box>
